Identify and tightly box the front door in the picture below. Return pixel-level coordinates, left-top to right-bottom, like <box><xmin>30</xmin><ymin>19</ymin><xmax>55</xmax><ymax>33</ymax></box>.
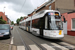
<box><xmin>39</xmin><ymin>17</ymin><xmax>45</xmax><ymax>36</ymax></box>
<box><xmin>40</xmin><ymin>28</ymin><xmax>43</xmax><ymax>36</ymax></box>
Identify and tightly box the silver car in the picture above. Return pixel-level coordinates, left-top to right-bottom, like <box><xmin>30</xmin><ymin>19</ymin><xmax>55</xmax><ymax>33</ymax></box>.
<box><xmin>0</xmin><ymin>24</ymin><xmax>11</xmax><ymax>38</ymax></box>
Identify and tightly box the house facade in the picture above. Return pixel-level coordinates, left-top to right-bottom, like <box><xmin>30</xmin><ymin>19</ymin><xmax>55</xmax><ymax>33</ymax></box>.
<box><xmin>0</xmin><ymin>12</ymin><xmax>7</xmax><ymax>23</ymax></box>
<box><xmin>35</xmin><ymin>0</ymin><xmax>55</xmax><ymax>13</ymax></box>
<box><xmin>0</xmin><ymin>12</ymin><xmax>11</xmax><ymax>24</ymax></box>
<box><xmin>55</xmin><ymin>0</ymin><xmax>75</xmax><ymax>13</ymax></box>
<box><xmin>34</xmin><ymin>0</ymin><xmax>75</xmax><ymax>14</ymax></box>
<box><xmin>61</xmin><ymin>12</ymin><xmax>75</xmax><ymax>36</ymax></box>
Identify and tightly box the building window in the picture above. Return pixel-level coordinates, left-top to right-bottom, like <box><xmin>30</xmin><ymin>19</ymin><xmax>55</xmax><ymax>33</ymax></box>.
<box><xmin>49</xmin><ymin>5</ymin><xmax>51</xmax><ymax>10</ymax></box>
<box><xmin>72</xmin><ymin>19</ymin><xmax>75</xmax><ymax>30</ymax></box>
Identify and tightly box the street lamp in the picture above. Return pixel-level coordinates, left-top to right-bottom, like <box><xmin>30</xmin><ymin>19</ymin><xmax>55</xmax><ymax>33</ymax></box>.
<box><xmin>3</xmin><ymin>6</ymin><xmax>6</xmax><ymax>20</ymax></box>
<box><xmin>4</xmin><ymin>6</ymin><xmax>6</xmax><ymax>14</ymax></box>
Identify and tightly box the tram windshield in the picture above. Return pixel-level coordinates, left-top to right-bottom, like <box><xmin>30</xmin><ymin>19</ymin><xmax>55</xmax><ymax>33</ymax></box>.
<box><xmin>48</xmin><ymin>12</ymin><xmax>63</xmax><ymax>30</ymax></box>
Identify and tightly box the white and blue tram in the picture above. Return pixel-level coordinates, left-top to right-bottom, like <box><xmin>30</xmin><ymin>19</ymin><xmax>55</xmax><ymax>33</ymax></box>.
<box><xmin>19</xmin><ymin>10</ymin><xmax>64</xmax><ymax>39</ymax></box>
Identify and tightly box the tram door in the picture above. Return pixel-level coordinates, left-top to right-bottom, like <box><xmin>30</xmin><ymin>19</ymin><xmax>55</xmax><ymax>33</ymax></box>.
<box><xmin>40</xmin><ymin>28</ymin><xmax>43</xmax><ymax>36</ymax></box>
<box><xmin>40</xmin><ymin>17</ymin><xmax>45</xmax><ymax>36</ymax></box>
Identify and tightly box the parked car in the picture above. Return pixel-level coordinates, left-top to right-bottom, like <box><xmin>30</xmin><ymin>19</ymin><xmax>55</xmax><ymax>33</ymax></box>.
<box><xmin>0</xmin><ymin>24</ymin><xmax>11</xmax><ymax>38</ymax></box>
<box><xmin>10</xmin><ymin>25</ymin><xmax>14</xmax><ymax>30</ymax></box>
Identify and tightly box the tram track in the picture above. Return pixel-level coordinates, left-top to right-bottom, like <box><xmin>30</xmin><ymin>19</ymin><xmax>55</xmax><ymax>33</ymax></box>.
<box><xmin>17</xmin><ymin>26</ymin><xmax>75</xmax><ymax>50</ymax></box>
<box><xmin>18</xmin><ymin>27</ymin><xmax>47</xmax><ymax>50</ymax></box>
<box><xmin>16</xmin><ymin>29</ymin><xmax>31</xmax><ymax>50</ymax></box>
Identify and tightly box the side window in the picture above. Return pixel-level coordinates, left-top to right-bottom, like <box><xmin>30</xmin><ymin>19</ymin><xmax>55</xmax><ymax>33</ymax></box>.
<box><xmin>40</xmin><ymin>18</ymin><xmax>45</xmax><ymax>29</ymax></box>
<box><xmin>26</xmin><ymin>22</ymin><xmax>28</xmax><ymax>27</ymax></box>
<box><xmin>26</xmin><ymin>21</ymin><xmax>30</xmax><ymax>27</ymax></box>
<box><xmin>32</xmin><ymin>18</ymin><xmax>40</xmax><ymax>28</ymax></box>
<box><xmin>49</xmin><ymin>5</ymin><xmax>51</xmax><ymax>10</ymax></box>
<box><xmin>72</xmin><ymin>19</ymin><xmax>75</xmax><ymax>30</ymax></box>
<box><xmin>24</xmin><ymin>22</ymin><xmax>25</xmax><ymax>26</ymax></box>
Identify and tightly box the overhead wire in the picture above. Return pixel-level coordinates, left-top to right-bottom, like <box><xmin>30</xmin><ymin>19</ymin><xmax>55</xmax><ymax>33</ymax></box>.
<box><xmin>19</xmin><ymin>0</ymin><xmax>46</xmax><ymax>15</ymax></box>
<box><xmin>17</xmin><ymin>0</ymin><xmax>26</xmax><ymax>18</ymax></box>
<box><xmin>37</xmin><ymin>0</ymin><xmax>47</xmax><ymax>7</ymax></box>
<box><xmin>19</xmin><ymin>0</ymin><xmax>26</xmax><ymax>13</ymax></box>
<box><xmin>18</xmin><ymin>0</ymin><xmax>46</xmax><ymax>19</ymax></box>
<box><xmin>17</xmin><ymin>0</ymin><xmax>48</xmax><ymax>23</ymax></box>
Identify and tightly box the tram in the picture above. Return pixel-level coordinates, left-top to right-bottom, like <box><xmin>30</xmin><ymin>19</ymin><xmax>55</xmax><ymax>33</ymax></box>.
<box><xmin>19</xmin><ymin>10</ymin><xmax>64</xmax><ymax>39</ymax></box>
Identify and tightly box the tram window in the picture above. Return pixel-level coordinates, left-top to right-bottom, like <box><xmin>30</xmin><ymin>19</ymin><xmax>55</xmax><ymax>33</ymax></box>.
<box><xmin>32</xmin><ymin>18</ymin><xmax>40</xmax><ymax>28</ymax></box>
<box><xmin>24</xmin><ymin>23</ymin><xmax>25</xmax><ymax>26</ymax></box>
<box><xmin>56</xmin><ymin>21</ymin><xmax>62</xmax><ymax>30</ymax></box>
<box><xmin>26</xmin><ymin>21</ymin><xmax>30</xmax><ymax>27</ymax></box>
<box><xmin>40</xmin><ymin>18</ymin><xmax>45</xmax><ymax>29</ymax></box>
<box><xmin>55</xmin><ymin>16</ymin><xmax>60</xmax><ymax>19</ymax></box>
<box><xmin>55</xmin><ymin>12</ymin><xmax>60</xmax><ymax>19</ymax></box>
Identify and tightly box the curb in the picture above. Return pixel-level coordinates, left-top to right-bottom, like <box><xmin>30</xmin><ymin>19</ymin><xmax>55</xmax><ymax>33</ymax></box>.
<box><xmin>61</xmin><ymin>35</ymin><xmax>75</xmax><ymax>45</ymax></box>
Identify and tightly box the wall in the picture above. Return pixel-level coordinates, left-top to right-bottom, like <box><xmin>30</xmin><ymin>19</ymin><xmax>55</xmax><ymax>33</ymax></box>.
<box><xmin>36</xmin><ymin>2</ymin><xmax>55</xmax><ymax>13</ymax></box>
<box><xmin>55</xmin><ymin>0</ymin><xmax>75</xmax><ymax>13</ymax></box>
<box><xmin>61</xmin><ymin>12</ymin><xmax>75</xmax><ymax>36</ymax></box>
<box><xmin>0</xmin><ymin>12</ymin><xmax>8</xmax><ymax>24</ymax></box>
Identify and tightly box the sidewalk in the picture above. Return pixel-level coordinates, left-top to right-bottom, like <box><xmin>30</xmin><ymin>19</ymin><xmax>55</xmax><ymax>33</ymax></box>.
<box><xmin>61</xmin><ymin>34</ymin><xmax>75</xmax><ymax>45</ymax></box>
<box><xmin>0</xmin><ymin>43</ymin><xmax>9</xmax><ymax>50</ymax></box>
<box><xmin>0</xmin><ymin>43</ymin><xmax>17</xmax><ymax>50</ymax></box>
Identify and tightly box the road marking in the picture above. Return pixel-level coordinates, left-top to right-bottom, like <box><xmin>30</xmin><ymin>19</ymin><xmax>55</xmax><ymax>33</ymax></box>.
<box><xmin>9</xmin><ymin>37</ymin><xmax>14</xmax><ymax>50</ymax></box>
<box><xmin>60</xmin><ymin>42</ymin><xmax>75</xmax><ymax>48</ymax></box>
<box><xmin>17</xmin><ymin>46</ymin><xmax>25</xmax><ymax>50</ymax></box>
<box><xmin>29</xmin><ymin>44</ymin><xmax>40</xmax><ymax>50</ymax></box>
<box><xmin>41</xmin><ymin>44</ymin><xmax>55</xmax><ymax>50</ymax></box>
<box><xmin>10</xmin><ymin>37</ymin><xmax>14</xmax><ymax>44</ymax></box>
<box><xmin>51</xmin><ymin>43</ymin><xmax>69</xmax><ymax>50</ymax></box>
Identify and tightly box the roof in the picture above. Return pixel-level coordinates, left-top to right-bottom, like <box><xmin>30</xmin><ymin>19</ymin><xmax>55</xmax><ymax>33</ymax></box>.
<box><xmin>19</xmin><ymin>10</ymin><xmax>60</xmax><ymax>23</ymax></box>
<box><xmin>35</xmin><ymin>0</ymin><xmax>55</xmax><ymax>12</ymax></box>
<box><xmin>28</xmin><ymin>0</ymin><xmax>55</xmax><ymax>17</ymax></box>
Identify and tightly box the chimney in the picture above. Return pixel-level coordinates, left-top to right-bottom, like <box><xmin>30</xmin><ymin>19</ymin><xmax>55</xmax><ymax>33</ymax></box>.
<box><xmin>4</xmin><ymin>12</ymin><xmax>5</xmax><ymax>15</ymax></box>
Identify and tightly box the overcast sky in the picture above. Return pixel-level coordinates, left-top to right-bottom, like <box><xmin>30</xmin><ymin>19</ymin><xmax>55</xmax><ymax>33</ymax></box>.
<box><xmin>0</xmin><ymin>0</ymin><xmax>49</xmax><ymax>23</ymax></box>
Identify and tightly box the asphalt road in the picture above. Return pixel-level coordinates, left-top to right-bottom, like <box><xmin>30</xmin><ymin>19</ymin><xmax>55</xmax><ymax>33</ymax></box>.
<box><xmin>0</xmin><ymin>26</ymin><xmax>75</xmax><ymax>50</ymax></box>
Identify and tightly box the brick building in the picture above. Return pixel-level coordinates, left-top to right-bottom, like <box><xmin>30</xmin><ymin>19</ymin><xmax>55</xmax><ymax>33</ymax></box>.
<box><xmin>0</xmin><ymin>12</ymin><xmax>11</xmax><ymax>24</ymax></box>
<box><xmin>61</xmin><ymin>12</ymin><xmax>75</xmax><ymax>36</ymax></box>
<box><xmin>35</xmin><ymin>0</ymin><xmax>55</xmax><ymax>13</ymax></box>
<box><xmin>33</xmin><ymin>0</ymin><xmax>75</xmax><ymax>14</ymax></box>
<box><xmin>0</xmin><ymin>12</ymin><xmax>7</xmax><ymax>22</ymax></box>
<box><xmin>55</xmin><ymin>0</ymin><xmax>75</xmax><ymax>13</ymax></box>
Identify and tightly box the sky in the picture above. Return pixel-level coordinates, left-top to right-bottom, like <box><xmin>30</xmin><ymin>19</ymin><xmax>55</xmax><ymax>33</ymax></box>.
<box><xmin>0</xmin><ymin>0</ymin><xmax>49</xmax><ymax>23</ymax></box>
